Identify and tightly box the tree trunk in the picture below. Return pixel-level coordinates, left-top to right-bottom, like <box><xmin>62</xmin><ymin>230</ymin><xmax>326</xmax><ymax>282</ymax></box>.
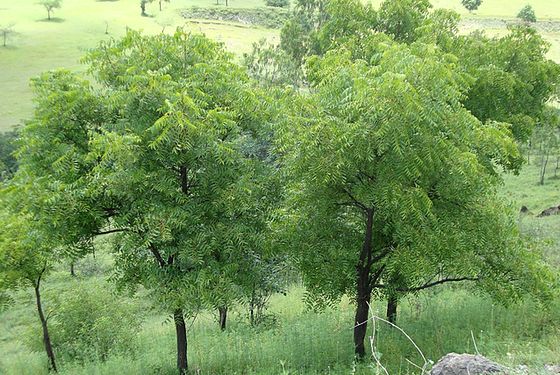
<box><xmin>3</xmin><ymin>32</ymin><xmax>6</xmax><ymax>47</ymax></box>
<box><xmin>386</xmin><ymin>295</ymin><xmax>398</xmax><ymax>324</ymax></box>
<box><xmin>34</xmin><ymin>283</ymin><xmax>57</xmax><ymax>372</ymax></box>
<box><xmin>159</xmin><ymin>0</ymin><xmax>162</xmax><ymax>11</ymax></box>
<box><xmin>47</xmin><ymin>9</ymin><xmax>51</xmax><ymax>20</ymax></box>
<box><xmin>353</xmin><ymin>208</ymin><xmax>374</xmax><ymax>359</ymax></box>
<box><xmin>70</xmin><ymin>262</ymin><xmax>75</xmax><ymax>277</ymax></box>
<box><xmin>174</xmin><ymin>309</ymin><xmax>188</xmax><ymax>374</ymax></box>
<box><xmin>540</xmin><ymin>152</ymin><xmax>549</xmax><ymax>185</ymax></box>
<box><xmin>141</xmin><ymin>3</ymin><xmax>146</xmax><ymax>16</ymax></box>
<box><xmin>218</xmin><ymin>306</ymin><xmax>228</xmax><ymax>331</ymax></box>
<box><xmin>354</xmin><ymin>288</ymin><xmax>371</xmax><ymax>359</ymax></box>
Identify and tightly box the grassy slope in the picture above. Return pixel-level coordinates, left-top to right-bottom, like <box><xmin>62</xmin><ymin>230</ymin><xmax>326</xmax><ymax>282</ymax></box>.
<box><xmin>0</xmin><ymin>0</ymin><xmax>277</xmax><ymax>130</ymax></box>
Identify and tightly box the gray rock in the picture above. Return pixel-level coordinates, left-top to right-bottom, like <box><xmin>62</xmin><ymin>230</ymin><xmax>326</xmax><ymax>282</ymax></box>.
<box><xmin>430</xmin><ymin>353</ymin><xmax>505</xmax><ymax>375</ymax></box>
<box><xmin>545</xmin><ymin>364</ymin><xmax>560</xmax><ymax>374</ymax></box>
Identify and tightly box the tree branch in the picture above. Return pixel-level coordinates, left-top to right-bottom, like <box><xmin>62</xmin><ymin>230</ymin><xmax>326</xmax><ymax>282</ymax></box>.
<box><xmin>94</xmin><ymin>228</ymin><xmax>129</xmax><ymax>236</ymax></box>
<box><xmin>149</xmin><ymin>244</ymin><xmax>166</xmax><ymax>268</ymax></box>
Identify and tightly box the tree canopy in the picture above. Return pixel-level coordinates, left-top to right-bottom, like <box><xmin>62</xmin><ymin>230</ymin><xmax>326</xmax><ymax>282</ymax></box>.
<box><xmin>10</xmin><ymin>29</ymin><xmax>277</xmax><ymax>373</ymax></box>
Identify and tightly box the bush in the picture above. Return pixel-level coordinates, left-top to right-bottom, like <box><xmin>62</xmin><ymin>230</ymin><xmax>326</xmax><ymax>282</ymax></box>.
<box><xmin>517</xmin><ymin>5</ymin><xmax>537</xmax><ymax>23</ymax></box>
<box><xmin>461</xmin><ymin>0</ymin><xmax>482</xmax><ymax>12</ymax></box>
<box><xmin>265</xmin><ymin>0</ymin><xmax>289</xmax><ymax>8</ymax></box>
<box><xmin>0</xmin><ymin>129</ymin><xmax>19</xmax><ymax>181</ymax></box>
<box><xmin>27</xmin><ymin>281</ymin><xmax>143</xmax><ymax>362</ymax></box>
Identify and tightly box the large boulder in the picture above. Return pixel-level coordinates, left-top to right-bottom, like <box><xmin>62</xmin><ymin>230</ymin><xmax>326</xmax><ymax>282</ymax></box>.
<box><xmin>430</xmin><ymin>353</ymin><xmax>505</xmax><ymax>375</ymax></box>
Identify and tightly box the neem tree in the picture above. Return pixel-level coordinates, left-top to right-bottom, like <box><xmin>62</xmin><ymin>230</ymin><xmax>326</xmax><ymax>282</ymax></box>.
<box><xmin>0</xmin><ymin>207</ymin><xmax>58</xmax><ymax>372</ymax></box>
<box><xmin>14</xmin><ymin>29</ymin><xmax>275</xmax><ymax>373</ymax></box>
<box><xmin>276</xmin><ymin>40</ymin><xmax>554</xmax><ymax>358</ymax></box>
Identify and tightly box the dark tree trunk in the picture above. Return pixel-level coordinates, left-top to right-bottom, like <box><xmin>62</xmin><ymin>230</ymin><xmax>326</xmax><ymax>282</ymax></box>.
<box><xmin>174</xmin><ymin>309</ymin><xmax>188</xmax><ymax>374</ymax></box>
<box><xmin>70</xmin><ymin>262</ymin><xmax>75</xmax><ymax>277</ymax></box>
<box><xmin>34</xmin><ymin>282</ymin><xmax>57</xmax><ymax>372</ymax></box>
<box><xmin>47</xmin><ymin>9</ymin><xmax>51</xmax><ymax>20</ymax></box>
<box><xmin>354</xmin><ymin>288</ymin><xmax>371</xmax><ymax>359</ymax></box>
<box><xmin>386</xmin><ymin>295</ymin><xmax>398</xmax><ymax>324</ymax></box>
<box><xmin>354</xmin><ymin>208</ymin><xmax>374</xmax><ymax>359</ymax></box>
<box><xmin>218</xmin><ymin>306</ymin><xmax>228</xmax><ymax>331</ymax></box>
<box><xmin>141</xmin><ymin>3</ymin><xmax>146</xmax><ymax>16</ymax></box>
<box><xmin>159</xmin><ymin>0</ymin><xmax>162</xmax><ymax>11</ymax></box>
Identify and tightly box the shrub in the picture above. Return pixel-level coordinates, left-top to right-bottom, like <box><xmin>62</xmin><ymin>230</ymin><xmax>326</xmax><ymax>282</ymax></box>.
<box><xmin>518</xmin><ymin>5</ymin><xmax>537</xmax><ymax>23</ymax></box>
<box><xmin>461</xmin><ymin>0</ymin><xmax>482</xmax><ymax>12</ymax></box>
<box><xmin>181</xmin><ymin>7</ymin><xmax>290</xmax><ymax>28</ymax></box>
<box><xmin>265</xmin><ymin>0</ymin><xmax>289</xmax><ymax>8</ymax></box>
<box><xmin>27</xmin><ymin>281</ymin><xmax>143</xmax><ymax>362</ymax></box>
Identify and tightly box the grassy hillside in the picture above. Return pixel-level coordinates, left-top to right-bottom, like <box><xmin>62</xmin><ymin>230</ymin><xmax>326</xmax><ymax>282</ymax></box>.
<box><xmin>0</xmin><ymin>0</ymin><xmax>277</xmax><ymax>130</ymax></box>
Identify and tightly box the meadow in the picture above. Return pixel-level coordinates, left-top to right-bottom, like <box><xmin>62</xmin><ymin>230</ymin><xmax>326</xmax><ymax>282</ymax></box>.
<box><xmin>1</xmin><ymin>0</ymin><xmax>560</xmax><ymax>374</ymax></box>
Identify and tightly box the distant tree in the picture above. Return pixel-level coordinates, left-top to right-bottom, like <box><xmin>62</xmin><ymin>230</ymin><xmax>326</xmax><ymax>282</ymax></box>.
<box><xmin>140</xmin><ymin>0</ymin><xmax>154</xmax><ymax>16</ymax></box>
<box><xmin>461</xmin><ymin>0</ymin><xmax>482</xmax><ymax>12</ymax></box>
<box><xmin>0</xmin><ymin>24</ymin><xmax>17</xmax><ymax>47</ymax></box>
<box><xmin>518</xmin><ymin>5</ymin><xmax>537</xmax><ymax>23</ymax></box>
<box><xmin>158</xmin><ymin>0</ymin><xmax>170</xmax><ymax>11</ymax></box>
<box><xmin>243</xmin><ymin>39</ymin><xmax>302</xmax><ymax>86</ymax></box>
<box><xmin>532</xmin><ymin>108</ymin><xmax>560</xmax><ymax>185</ymax></box>
<box><xmin>38</xmin><ymin>0</ymin><xmax>62</xmax><ymax>21</ymax></box>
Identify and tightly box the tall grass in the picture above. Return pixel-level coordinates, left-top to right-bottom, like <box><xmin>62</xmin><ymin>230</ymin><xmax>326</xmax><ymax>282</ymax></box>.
<box><xmin>2</xmin><ymin>284</ymin><xmax>559</xmax><ymax>375</ymax></box>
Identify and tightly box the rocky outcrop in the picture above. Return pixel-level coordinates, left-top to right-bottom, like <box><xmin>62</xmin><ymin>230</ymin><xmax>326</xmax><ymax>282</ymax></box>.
<box><xmin>430</xmin><ymin>353</ymin><xmax>505</xmax><ymax>375</ymax></box>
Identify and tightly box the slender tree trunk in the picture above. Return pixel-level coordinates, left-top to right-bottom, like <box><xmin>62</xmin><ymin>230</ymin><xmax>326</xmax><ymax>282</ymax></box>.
<box><xmin>174</xmin><ymin>309</ymin><xmax>188</xmax><ymax>374</ymax></box>
<box><xmin>249</xmin><ymin>289</ymin><xmax>255</xmax><ymax>325</ymax></box>
<box><xmin>159</xmin><ymin>0</ymin><xmax>162</xmax><ymax>11</ymax></box>
<box><xmin>218</xmin><ymin>306</ymin><xmax>228</xmax><ymax>331</ymax></box>
<box><xmin>141</xmin><ymin>3</ymin><xmax>146</xmax><ymax>16</ymax></box>
<box><xmin>34</xmin><ymin>282</ymin><xmax>57</xmax><ymax>372</ymax></box>
<box><xmin>3</xmin><ymin>32</ymin><xmax>6</xmax><ymax>47</ymax></box>
<box><xmin>540</xmin><ymin>152</ymin><xmax>549</xmax><ymax>185</ymax></box>
<box><xmin>354</xmin><ymin>208</ymin><xmax>374</xmax><ymax>359</ymax></box>
<box><xmin>70</xmin><ymin>262</ymin><xmax>75</xmax><ymax>277</ymax></box>
<box><xmin>47</xmin><ymin>9</ymin><xmax>51</xmax><ymax>20</ymax></box>
<box><xmin>386</xmin><ymin>295</ymin><xmax>398</xmax><ymax>324</ymax></box>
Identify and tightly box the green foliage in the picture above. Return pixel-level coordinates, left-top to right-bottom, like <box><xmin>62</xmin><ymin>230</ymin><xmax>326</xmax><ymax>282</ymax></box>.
<box><xmin>451</xmin><ymin>26</ymin><xmax>560</xmax><ymax>142</ymax></box>
<box><xmin>518</xmin><ymin>4</ymin><xmax>537</xmax><ymax>23</ymax></box>
<box><xmin>461</xmin><ymin>0</ymin><xmax>482</xmax><ymax>12</ymax></box>
<box><xmin>277</xmin><ymin>39</ymin><xmax>554</xmax><ymax>308</ymax></box>
<box><xmin>377</xmin><ymin>0</ymin><xmax>431</xmax><ymax>43</ymax></box>
<box><xmin>0</xmin><ymin>129</ymin><xmax>18</xmax><ymax>181</ymax></box>
<box><xmin>243</xmin><ymin>39</ymin><xmax>302</xmax><ymax>86</ymax></box>
<box><xmin>45</xmin><ymin>281</ymin><xmax>142</xmax><ymax>362</ymax></box>
<box><xmin>265</xmin><ymin>0</ymin><xmax>289</xmax><ymax>8</ymax></box>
